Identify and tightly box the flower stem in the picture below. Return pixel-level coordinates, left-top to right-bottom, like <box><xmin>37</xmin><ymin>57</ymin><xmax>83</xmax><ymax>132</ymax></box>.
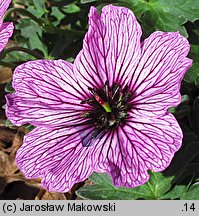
<box><xmin>4</xmin><ymin>8</ymin><xmax>85</xmax><ymax>38</ymax></box>
<box><xmin>0</xmin><ymin>60</ymin><xmax>16</xmax><ymax>68</ymax></box>
<box><xmin>4</xmin><ymin>8</ymin><xmax>44</xmax><ymax>26</ymax></box>
<box><xmin>0</xmin><ymin>47</ymin><xmax>44</xmax><ymax>59</ymax></box>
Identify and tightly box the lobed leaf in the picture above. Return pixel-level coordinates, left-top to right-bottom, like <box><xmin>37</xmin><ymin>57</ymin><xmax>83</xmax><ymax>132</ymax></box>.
<box><xmin>121</xmin><ymin>0</ymin><xmax>199</xmax><ymax>37</ymax></box>
<box><xmin>76</xmin><ymin>172</ymin><xmax>174</xmax><ymax>200</ymax></box>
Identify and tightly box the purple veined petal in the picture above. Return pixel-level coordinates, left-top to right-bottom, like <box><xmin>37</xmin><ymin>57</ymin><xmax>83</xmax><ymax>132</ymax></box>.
<box><xmin>91</xmin><ymin>127</ymin><xmax>149</xmax><ymax>187</ymax></box>
<box><xmin>128</xmin><ymin>31</ymin><xmax>192</xmax><ymax>116</ymax></box>
<box><xmin>0</xmin><ymin>22</ymin><xmax>14</xmax><ymax>52</ymax></box>
<box><xmin>0</xmin><ymin>0</ymin><xmax>12</xmax><ymax>19</ymax></box>
<box><xmin>91</xmin><ymin>113</ymin><xmax>182</xmax><ymax>188</ymax></box>
<box><xmin>16</xmin><ymin>126</ymin><xmax>95</xmax><ymax>192</ymax></box>
<box><xmin>124</xmin><ymin>113</ymin><xmax>182</xmax><ymax>172</ymax></box>
<box><xmin>6</xmin><ymin>59</ymin><xmax>91</xmax><ymax>128</ymax></box>
<box><xmin>0</xmin><ymin>0</ymin><xmax>14</xmax><ymax>52</ymax></box>
<box><xmin>74</xmin><ymin>5</ymin><xmax>142</xmax><ymax>90</ymax></box>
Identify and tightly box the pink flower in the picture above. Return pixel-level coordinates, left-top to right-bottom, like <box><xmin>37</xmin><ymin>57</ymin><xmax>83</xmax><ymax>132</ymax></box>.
<box><xmin>0</xmin><ymin>0</ymin><xmax>14</xmax><ymax>52</ymax></box>
<box><xmin>6</xmin><ymin>5</ymin><xmax>192</xmax><ymax>192</ymax></box>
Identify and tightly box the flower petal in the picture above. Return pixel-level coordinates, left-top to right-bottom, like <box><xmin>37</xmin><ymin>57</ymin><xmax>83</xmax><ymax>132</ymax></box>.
<box><xmin>16</xmin><ymin>126</ymin><xmax>94</xmax><ymax>192</ymax></box>
<box><xmin>6</xmin><ymin>60</ymin><xmax>90</xmax><ymax>127</ymax></box>
<box><xmin>92</xmin><ymin>113</ymin><xmax>182</xmax><ymax>188</ymax></box>
<box><xmin>0</xmin><ymin>22</ymin><xmax>14</xmax><ymax>52</ymax></box>
<box><xmin>129</xmin><ymin>31</ymin><xmax>192</xmax><ymax>116</ymax></box>
<box><xmin>0</xmin><ymin>0</ymin><xmax>12</xmax><ymax>19</ymax></box>
<box><xmin>74</xmin><ymin>5</ymin><xmax>142</xmax><ymax>89</ymax></box>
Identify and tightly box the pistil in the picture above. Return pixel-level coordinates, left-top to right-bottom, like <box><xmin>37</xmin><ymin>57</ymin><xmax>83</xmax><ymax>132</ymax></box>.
<box><xmin>88</xmin><ymin>87</ymin><xmax>112</xmax><ymax>112</ymax></box>
<box><xmin>80</xmin><ymin>82</ymin><xmax>132</xmax><ymax>143</ymax></box>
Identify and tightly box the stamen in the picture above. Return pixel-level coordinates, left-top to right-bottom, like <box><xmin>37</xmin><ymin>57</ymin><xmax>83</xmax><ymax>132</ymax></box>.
<box><xmin>80</xmin><ymin>82</ymin><xmax>132</xmax><ymax>142</ymax></box>
<box><xmin>88</xmin><ymin>87</ymin><xmax>112</xmax><ymax>112</ymax></box>
<box><xmin>118</xmin><ymin>94</ymin><xmax>123</xmax><ymax>107</ymax></box>
<box><xmin>103</xmin><ymin>81</ymin><xmax>109</xmax><ymax>99</ymax></box>
<box><xmin>80</xmin><ymin>98</ymin><xmax>94</xmax><ymax>104</ymax></box>
<box><xmin>111</xmin><ymin>84</ymin><xmax>121</xmax><ymax>100</ymax></box>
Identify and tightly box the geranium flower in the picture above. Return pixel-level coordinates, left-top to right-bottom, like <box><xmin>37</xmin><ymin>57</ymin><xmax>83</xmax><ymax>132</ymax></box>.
<box><xmin>0</xmin><ymin>0</ymin><xmax>14</xmax><ymax>52</ymax></box>
<box><xmin>6</xmin><ymin>5</ymin><xmax>192</xmax><ymax>192</ymax></box>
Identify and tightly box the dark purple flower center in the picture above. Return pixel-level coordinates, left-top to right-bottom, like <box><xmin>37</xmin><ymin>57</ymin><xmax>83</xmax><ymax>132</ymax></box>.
<box><xmin>80</xmin><ymin>81</ymin><xmax>132</xmax><ymax>145</ymax></box>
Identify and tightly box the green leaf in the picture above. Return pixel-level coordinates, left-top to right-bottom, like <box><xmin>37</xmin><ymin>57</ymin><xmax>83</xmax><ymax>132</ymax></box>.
<box><xmin>62</xmin><ymin>3</ymin><xmax>80</xmax><ymax>13</ymax></box>
<box><xmin>184</xmin><ymin>63</ymin><xmax>199</xmax><ymax>86</ymax></box>
<box><xmin>161</xmin><ymin>185</ymin><xmax>187</xmax><ymax>199</ymax></box>
<box><xmin>24</xmin><ymin>124</ymin><xmax>35</xmax><ymax>131</ymax></box>
<box><xmin>189</xmin><ymin>97</ymin><xmax>199</xmax><ymax>136</ymax></box>
<box><xmin>162</xmin><ymin>183</ymin><xmax>199</xmax><ymax>200</ymax></box>
<box><xmin>27</xmin><ymin>0</ymin><xmax>46</xmax><ymax>18</ymax></box>
<box><xmin>185</xmin><ymin>183</ymin><xmax>199</xmax><ymax>200</ymax></box>
<box><xmin>184</xmin><ymin>45</ymin><xmax>199</xmax><ymax>86</ymax></box>
<box><xmin>5</xmin><ymin>47</ymin><xmax>36</xmax><ymax>62</ymax></box>
<box><xmin>81</xmin><ymin>0</ymin><xmax>98</xmax><ymax>3</ymax></box>
<box><xmin>122</xmin><ymin>0</ymin><xmax>199</xmax><ymax>37</ymax></box>
<box><xmin>5</xmin><ymin>81</ymin><xmax>14</xmax><ymax>93</ymax></box>
<box><xmin>51</xmin><ymin>7</ymin><xmax>65</xmax><ymax>26</ymax></box>
<box><xmin>76</xmin><ymin>172</ymin><xmax>174</xmax><ymax>200</ymax></box>
<box><xmin>89</xmin><ymin>172</ymin><xmax>113</xmax><ymax>185</ymax></box>
<box><xmin>5</xmin><ymin>119</ymin><xmax>14</xmax><ymax>127</ymax></box>
<box><xmin>16</xmin><ymin>19</ymin><xmax>48</xmax><ymax>57</ymax></box>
